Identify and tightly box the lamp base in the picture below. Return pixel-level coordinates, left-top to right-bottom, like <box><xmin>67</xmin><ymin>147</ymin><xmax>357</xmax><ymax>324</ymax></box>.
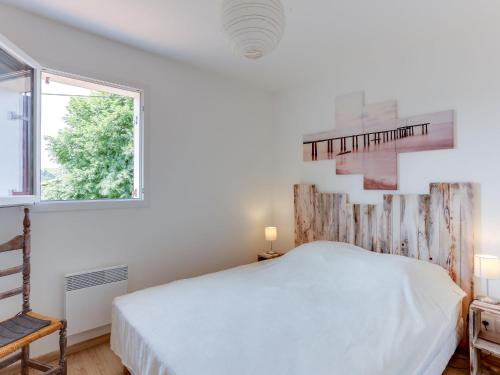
<box><xmin>478</xmin><ymin>295</ymin><xmax>500</xmax><ymax>305</ymax></box>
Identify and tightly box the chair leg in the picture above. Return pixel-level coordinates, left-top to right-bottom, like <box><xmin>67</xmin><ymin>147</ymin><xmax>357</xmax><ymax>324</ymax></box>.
<box><xmin>59</xmin><ymin>320</ymin><xmax>67</xmax><ymax>375</ymax></box>
<box><xmin>21</xmin><ymin>345</ymin><xmax>29</xmax><ymax>375</ymax></box>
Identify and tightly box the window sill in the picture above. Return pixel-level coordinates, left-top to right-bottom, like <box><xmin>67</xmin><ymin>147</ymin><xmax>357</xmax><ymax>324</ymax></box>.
<box><xmin>32</xmin><ymin>198</ymin><xmax>147</xmax><ymax>212</ymax></box>
<box><xmin>0</xmin><ymin>196</ymin><xmax>37</xmax><ymax>208</ymax></box>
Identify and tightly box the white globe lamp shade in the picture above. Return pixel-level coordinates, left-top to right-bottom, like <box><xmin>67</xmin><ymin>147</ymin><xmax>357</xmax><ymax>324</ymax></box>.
<box><xmin>221</xmin><ymin>0</ymin><xmax>286</xmax><ymax>59</ymax></box>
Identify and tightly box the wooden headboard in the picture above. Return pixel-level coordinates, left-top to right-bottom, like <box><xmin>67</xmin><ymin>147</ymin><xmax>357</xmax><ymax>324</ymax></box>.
<box><xmin>294</xmin><ymin>182</ymin><xmax>477</xmax><ymax>344</ymax></box>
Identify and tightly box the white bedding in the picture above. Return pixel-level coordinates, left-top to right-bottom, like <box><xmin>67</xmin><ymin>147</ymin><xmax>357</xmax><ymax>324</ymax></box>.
<box><xmin>111</xmin><ymin>241</ymin><xmax>465</xmax><ymax>375</ymax></box>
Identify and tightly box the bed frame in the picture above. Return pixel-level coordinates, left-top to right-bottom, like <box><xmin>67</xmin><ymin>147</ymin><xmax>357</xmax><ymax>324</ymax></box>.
<box><xmin>294</xmin><ymin>182</ymin><xmax>478</xmax><ymax>347</ymax></box>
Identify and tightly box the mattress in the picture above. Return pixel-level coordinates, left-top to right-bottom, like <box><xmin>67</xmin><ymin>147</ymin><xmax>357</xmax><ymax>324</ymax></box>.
<box><xmin>111</xmin><ymin>241</ymin><xmax>466</xmax><ymax>375</ymax></box>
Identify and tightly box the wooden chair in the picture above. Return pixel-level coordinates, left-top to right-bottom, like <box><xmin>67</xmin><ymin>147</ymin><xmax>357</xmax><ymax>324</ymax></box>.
<box><xmin>0</xmin><ymin>208</ymin><xmax>67</xmax><ymax>374</ymax></box>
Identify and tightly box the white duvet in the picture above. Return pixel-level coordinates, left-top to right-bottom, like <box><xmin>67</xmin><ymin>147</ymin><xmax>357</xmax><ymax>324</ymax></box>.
<box><xmin>111</xmin><ymin>241</ymin><xmax>465</xmax><ymax>375</ymax></box>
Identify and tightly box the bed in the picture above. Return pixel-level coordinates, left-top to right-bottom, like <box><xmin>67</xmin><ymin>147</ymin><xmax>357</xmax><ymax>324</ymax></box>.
<box><xmin>111</xmin><ymin>182</ymin><xmax>477</xmax><ymax>375</ymax></box>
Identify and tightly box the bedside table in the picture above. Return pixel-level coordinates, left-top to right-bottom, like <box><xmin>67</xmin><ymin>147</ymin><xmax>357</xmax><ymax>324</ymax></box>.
<box><xmin>257</xmin><ymin>250</ymin><xmax>283</xmax><ymax>262</ymax></box>
<box><xmin>469</xmin><ymin>300</ymin><xmax>500</xmax><ymax>374</ymax></box>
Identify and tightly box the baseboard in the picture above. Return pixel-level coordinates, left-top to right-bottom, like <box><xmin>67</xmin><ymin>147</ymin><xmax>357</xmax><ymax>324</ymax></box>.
<box><xmin>0</xmin><ymin>333</ymin><xmax>110</xmax><ymax>374</ymax></box>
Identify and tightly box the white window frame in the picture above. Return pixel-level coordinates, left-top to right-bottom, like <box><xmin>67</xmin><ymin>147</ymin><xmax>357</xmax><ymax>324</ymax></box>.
<box><xmin>0</xmin><ymin>34</ymin><xmax>146</xmax><ymax>210</ymax></box>
<box><xmin>0</xmin><ymin>33</ymin><xmax>39</xmax><ymax>207</ymax></box>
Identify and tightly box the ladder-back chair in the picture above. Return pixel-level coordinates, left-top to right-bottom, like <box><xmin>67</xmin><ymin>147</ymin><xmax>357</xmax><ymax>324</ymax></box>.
<box><xmin>0</xmin><ymin>208</ymin><xmax>67</xmax><ymax>374</ymax></box>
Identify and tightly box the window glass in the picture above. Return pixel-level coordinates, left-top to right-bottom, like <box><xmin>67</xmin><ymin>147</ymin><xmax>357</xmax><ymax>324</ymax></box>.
<box><xmin>0</xmin><ymin>47</ymin><xmax>33</xmax><ymax>198</ymax></box>
<box><xmin>40</xmin><ymin>72</ymin><xmax>142</xmax><ymax>201</ymax></box>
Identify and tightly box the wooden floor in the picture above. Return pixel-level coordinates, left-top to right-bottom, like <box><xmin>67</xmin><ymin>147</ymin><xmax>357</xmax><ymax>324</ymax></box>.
<box><xmin>1</xmin><ymin>343</ymin><xmax>122</xmax><ymax>375</ymax></box>
<box><xmin>0</xmin><ymin>343</ymin><xmax>495</xmax><ymax>374</ymax></box>
<box><xmin>62</xmin><ymin>343</ymin><xmax>123</xmax><ymax>375</ymax></box>
<box><xmin>443</xmin><ymin>352</ymin><xmax>470</xmax><ymax>374</ymax></box>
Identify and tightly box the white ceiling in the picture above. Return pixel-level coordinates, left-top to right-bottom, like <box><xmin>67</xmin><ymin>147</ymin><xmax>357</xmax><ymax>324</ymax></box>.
<box><xmin>0</xmin><ymin>0</ymin><xmax>491</xmax><ymax>91</ymax></box>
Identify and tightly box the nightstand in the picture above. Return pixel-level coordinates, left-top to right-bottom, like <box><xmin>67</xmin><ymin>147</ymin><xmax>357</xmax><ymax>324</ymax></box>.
<box><xmin>469</xmin><ymin>300</ymin><xmax>500</xmax><ymax>374</ymax></box>
<box><xmin>257</xmin><ymin>250</ymin><xmax>283</xmax><ymax>262</ymax></box>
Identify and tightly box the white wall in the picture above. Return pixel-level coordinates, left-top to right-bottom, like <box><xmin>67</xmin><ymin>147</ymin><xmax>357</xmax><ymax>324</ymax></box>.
<box><xmin>271</xmin><ymin>5</ymin><xmax>500</xmax><ymax>296</ymax></box>
<box><xmin>0</xmin><ymin>5</ymin><xmax>274</xmax><ymax>355</ymax></box>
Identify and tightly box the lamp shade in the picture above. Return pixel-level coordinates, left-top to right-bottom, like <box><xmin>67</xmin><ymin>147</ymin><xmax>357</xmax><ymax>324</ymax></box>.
<box><xmin>475</xmin><ymin>254</ymin><xmax>500</xmax><ymax>280</ymax></box>
<box><xmin>265</xmin><ymin>226</ymin><xmax>277</xmax><ymax>241</ymax></box>
<box><xmin>221</xmin><ymin>0</ymin><xmax>285</xmax><ymax>59</ymax></box>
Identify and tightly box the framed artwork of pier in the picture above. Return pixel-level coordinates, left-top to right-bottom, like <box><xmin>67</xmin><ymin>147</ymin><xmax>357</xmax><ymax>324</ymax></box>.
<box><xmin>303</xmin><ymin>92</ymin><xmax>454</xmax><ymax>190</ymax></box>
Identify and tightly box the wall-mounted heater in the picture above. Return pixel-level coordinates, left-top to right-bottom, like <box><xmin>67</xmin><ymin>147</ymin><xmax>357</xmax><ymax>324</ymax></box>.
<box><xmin>64</xmin><ymin>265</ymin><xmax>128</xmax><ymax>336</ymax></box>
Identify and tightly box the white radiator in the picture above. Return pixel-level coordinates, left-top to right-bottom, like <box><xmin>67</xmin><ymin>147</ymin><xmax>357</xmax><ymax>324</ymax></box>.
<box><xmin>64</xmin><ymin>265</ymin><xmax>128</xmax><ymax>335</ymax></box>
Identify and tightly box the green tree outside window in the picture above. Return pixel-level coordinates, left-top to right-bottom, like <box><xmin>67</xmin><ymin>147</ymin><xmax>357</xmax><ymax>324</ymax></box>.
<box><xmin>42</xmin><ymin>92</ymin><xmax>134</xmax><ymax>201</ymax></box>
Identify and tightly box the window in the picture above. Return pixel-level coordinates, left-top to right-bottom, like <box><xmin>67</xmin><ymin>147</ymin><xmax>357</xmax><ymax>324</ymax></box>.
<box><xmin>0</xmin><ymin>34</ymin><xmax>144</xmax><ymax>207</ymax></box>
<box><xmin>0</xmin><ymin>46</ymin><xmax>34</xmax><ymax>201</ymax></box>
<box><xmin>40</xmin><ymin>72</ymin><xmax>143</xmax><ymax>202</ymax></box>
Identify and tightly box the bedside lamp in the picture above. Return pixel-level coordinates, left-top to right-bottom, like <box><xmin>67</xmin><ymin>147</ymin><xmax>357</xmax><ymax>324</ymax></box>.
<box><xmin>475</xmin><ymin>254</ymin><xmax>500</xmax><ymax>304</ymax></box>
<box><xmin>265</xmin><ymin>226</ymin><xmax>277</xmax><ymax>252</ymax></box>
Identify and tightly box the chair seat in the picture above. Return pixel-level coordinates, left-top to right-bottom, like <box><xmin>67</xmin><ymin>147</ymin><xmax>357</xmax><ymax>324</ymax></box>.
<box><xmin>0</xmin><ymin>312</ymin><xmax>62</xmax><ymax>358</ymax></box>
